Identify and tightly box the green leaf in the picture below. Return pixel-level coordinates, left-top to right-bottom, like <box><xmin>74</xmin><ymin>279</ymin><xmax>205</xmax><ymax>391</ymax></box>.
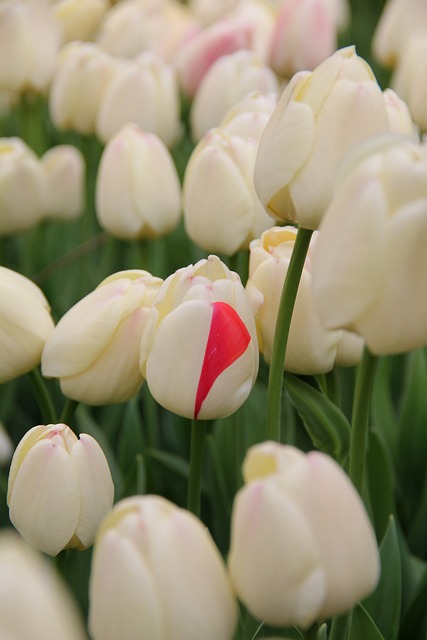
<box><xmin>366</xmin><ymin>429</ymin><xmax>395</xmax><ymax>540</ymax></box>
<box><xmin>348</xmin><ymin>604</ymin><xmax>385</xmax><ymax>640</ymax></box>
<box><xmin>117</xmin><ymin>398</ymin><xmax>145</xmax><ymax>473</ymax></box>
<box><xmin>399</xmin><ymin>567</ymin><xmax>427</xmax><ymax>640</ymax></box>
<box><xmin>364</xmin><ymin>516</ymin><xmax>401</xmax><ymax>640</ymax></box>
<box><xmin>371</xmin><ymin>356</ymin><xmax>400</xmax><ymax>461</ymax></box>
<box><xmin>316</xmin><ymin>623</ymin><xmax>328</xmax><ymax>640</ymax></box>
<box><xmin>283</xmin><ymin>374</ymin><xmax>350</xmax><ymax>462</ymax></box>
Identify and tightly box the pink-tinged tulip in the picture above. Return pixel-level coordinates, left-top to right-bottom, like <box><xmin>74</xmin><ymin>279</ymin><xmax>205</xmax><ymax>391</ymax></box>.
<box><xmin>0</xmin><ymin>1</ymin><xmax>60</xmax><ymax>94</ymax></box>
<box><xmin>96</xmin><ymin>124</ymin><xmax>181</xmax><ymax>240</ymax></box>
<box><xmin>0</xmin><ymin>266</ymin><xmax>54</xmax><ymax>383</ymax></box>
<box><xmin>391</xmin><ymin>29</ymin><xmax>427</xmax><ymax>133</ymax></box>
<box><xmin>96</xmin><ymin>52</ymin><xmax>181</xmax><ymax>148</ymax></box>
<box><xmin>190</xmin><ymin>48</ymin><xmax>279</xmax><ymax>140</ymax></box>
<box><xmin>228</xmin><ymin>442</ymin><xmax>379</xmax><ymax>629</ymax></box>
<box><xmin>269</xmin><ymin>0</ymin><xmax>337</xmax><ymax>78</ymax></box>
<box><xmin>0</xmin><ymin>137</ymin><xmax>46</xmax><ymax>234</ymax></box>
<box><xmin>312</xmin><ymin>134</ymin><xmax>427</xmax><ymax>355</ymax></box>
<box><xmin>372</xmin><ymin>0</ymin><xmax>427</xmax><ymax>68</ymax></box>
<box><xmin>42</xmin><ymin>270</ymin><xmax>162</xmax><ymax>404</ymax></box>
<box><xmin>383</xmin><ymin>88</ymin><xmax>418</xmax><ymax>135</ymax></box>
<box><xmin>220</xmin><ymin>90</ymin><xmax>277</xmax><ymax>143</ymax></box>
<box><xmin>246</xmin><ymin>226</ymin><xmax>363</xmax><ymax>374</ymax></box>
<box><xmin>188</xmin><ymin>0</ymin><xmax>240</xmax><ymax>25</ymax></box>
<box><xmin>183</xmin><ymin>129</ymin><xmax>274</xmax><ymax>255</ymax></box>
<box><xmin>52</xmin><ymin>0</ymin><xmax>108</xmax><ymax>44</ymax></box>
<box><xmin>49</xmin><ymin>42</ymin><xmax>119</xmax><ymax>135</ymax></box>
<box><xmin>140</xmin><ymin>256</ymin><xmax>259</xmax><ymax>420</ymax></box>
<box><xmin>7</xmin><ymin>423</ymin><xmax>114</xmax><ymax>557</ymax></box>
<box><xmin>40</xmin><ymin>145</ymin><xmax>85</xmax><ymax>221</ymax></box>
<box><xmin>254</xmin><ymin>46</ymin><xmax>390</xmax><ymax>230</ymax></box>
<box><xmin>0</xmin><ymin>531</ymin><xmax>86</xmax><ymax>640</ymax></box>
<box><xmin>89</xmin><ymin>495</ymin><xmax>238</xmax><ymax>640</ymax></box>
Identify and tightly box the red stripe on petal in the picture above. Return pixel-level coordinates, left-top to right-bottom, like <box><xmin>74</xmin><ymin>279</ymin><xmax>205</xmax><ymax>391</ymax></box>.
<box><xmin>194</xmin><ymin>301</ymin><xmax>251</xmax><ymax>419</ymax></box>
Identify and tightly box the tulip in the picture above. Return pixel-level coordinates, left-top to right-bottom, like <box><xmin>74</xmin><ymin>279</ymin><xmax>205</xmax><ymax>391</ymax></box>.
<box><xmin>96</xmin><ymin>124</ymin><xmax>181</xmax><ymax>240</ymax></box>
<box><xmin>254</xmin><ymin>46</ymin><xmax>390</xmax><ymax>230</ymax></box>
<box><xmin>0</xmin><ymin>137</ymin><xmax>46</xmax><ymax>234</ymax></box>
<box><xmin>40</xmin><ymin>145</ymin><xmax>85</xmax><ymax>221</ymax></box>
<box><xmin>183</xmin><ymin>128</ymin><xmax>274</xmax><ymax>255</ymax></box>
<box><xmin>0</xmin><ymin>422</ymin><xmax>13</xmax><ymax>466</ymax></box>
<box><xmin>246</xmin><ymin>226</ymin><xmax>363</xmax><ymax>374</ymax></box>
<box><xmin>190</xmin><ymin>48</ymin><xmax>279</xmax><ymax>141</ymax></box>
<box><xmin>0</xmin><ymin>266</ymin><xmax>54</xmax><ymax>383</ymax></box>
<box><xmin>7</xmin><ymin>423</ymin><xmax>114</xmax><ymax>556</ymax></box>
<box><xmin>269</xmin><ymin>0</ymin><xmax>337</xmax><ymax>78</ymax></box>
<box><xmin>188</xmin><ymin>0</ymin><xmax>240</xmax><ymax>25</ymax></box>
<box><xmin>228</xmin><ymin>441</ymin><xmax>380</xmax><ymax>629</ymax></box>
<box><xmin>140</xmin><ymin>255</ymin><xmax>259</xmax><ymax>420</ymax></box>
<box><xmin>42</xmin><ymin>269</ymin><xmax>162</xmax><ymax>405</ymax></box>
<box><xmin>0</xmin><ymin>0</ymin><xmax>60</xmax><ymax>94</ymax></box>
<box><xmin>312</xmin><ymin>134</ymin><xmax>427</xmax><ymax>355</ymax></box>
<box><xmin>52</xmin><ymin>0</ymin><xmax>108</xmax><ymax>44</ymax></box>
<box><xmin>383</xmin><ymin>87</ymin><xmax>418</xmax><ymax>135</ymax></box>
<box><xmin>89</xmin><ymin>495</ymin><xmax>237</xmax><ymax>640</ymax></box>
<box><xmin>96</xmin><ymin>52</ymin><xmax>181</xmax><ymax>148</ymax></box>
<box><xmin>391</xmin><ymin>29</ymin><xmax>427</xmax><ymax>133</ymax></box>
<box><xmin>220</xmin><ymin>90</ymin><xmax>277</xmax><ymax>143</ymax></box>
<box><xmin>372</xmin><ymin>0</ymin><xmax>427</xmax><ymax>68</ymax></box>
<box><xmin>0</xmin><ymin>531</ymin><xmax>86</xmax><ymax>640</ymax></box>
<box><xmin>49</xmin><ymin>42</ymin><xmax>119</xmax><ymax>135</ymax></box>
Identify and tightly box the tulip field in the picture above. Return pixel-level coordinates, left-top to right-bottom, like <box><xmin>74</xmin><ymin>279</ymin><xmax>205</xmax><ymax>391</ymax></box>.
<box><xmin>2</xmin><ymin>0</ymin><xmax>427</xmax><ymax>639</ymax></box>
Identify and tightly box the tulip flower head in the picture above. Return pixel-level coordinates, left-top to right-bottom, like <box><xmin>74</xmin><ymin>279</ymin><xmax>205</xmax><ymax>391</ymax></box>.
<box><xmin>140</xmin><ymin>256</ymin><xmax>259</xmax><ymax>420</ymax></box>
<box><xmin>228</xmin><ymin>441</ymin><xmax>380</xmax><ymax>629</ymax></box>
<box><xmin>7</xmin><ymin>423</ymin><xmax>114</xmax><ymax>557</ymax></box>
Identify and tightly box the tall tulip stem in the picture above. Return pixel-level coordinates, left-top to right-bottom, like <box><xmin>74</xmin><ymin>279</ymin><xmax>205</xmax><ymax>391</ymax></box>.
<box><xmin>28</xmin><ymin>368</ymin><xmax>57</xmax><ymax>424</ymax></box>
<box><xmin>349</xmin><ymin>347</ymin><xmax>378</xmax><ymax>495</ymax></box>
<box><xmin>329</xmin><ymin>612</ymin><xmax>351</xmax><ymax>640</ymax></box>
<box><xmin>187</xmin><ymin>419</ymin><xmax>207</xmax><ymax>517</ymax></box>
<box><xmin>265</xmin><ymin>226</ymin><xmax>313</xmax><ymax>441</ymax></box>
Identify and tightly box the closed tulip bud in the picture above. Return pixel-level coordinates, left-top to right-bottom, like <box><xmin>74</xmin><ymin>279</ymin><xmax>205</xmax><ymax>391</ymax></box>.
<box><xmin>52</xmin><ymin>0</ymin><xmax>108</xmax><ymax>44</ymax></box>
<box><xmin>269</xmin><ymin>0</ymin><xmax>337</xmax><ymax>78</ymax></box>
<box><xmin>96</xmin><ymin>52</ymin><xmax>181</xmax><ymax>148</ymax></box>
<box><xmin>89</xmin><ymin>495</ymin><xmax>238</xmax><ymax>640</ymax></box>
<box><xmin>254</xmin><ymin>46</ymin><xmax>390</xmax><ymax>230</ymax></box>
<box><xmin>391</xmin><ymin>30</ymin><xmax>427</xmax><ymax>133</ymax></box>
<box><xmin>42</xmin><ymin>269</ymin><xmax>162</xmax><ymax>405</ymax></box>
<box><xmin>246</xmin><ymin>226</ymin><xmax>362</xmax><ymax>374</ymax></box>
<box><xmin>7</xmin><ymin>423</ymin><xmax>114</xmax><ymax>556</ymax></box>
<box><xmin>383</xmin><ymin>88</ymin><xmax>418</xmax><ymax>135</ymax></box>
<box><xmin>0</xmin><ymin>531</ymin><xmax>86</xmax><ymax>640</ymax></box>
<box><xmin>40</xmin><ymin>145</ymin><xmax>85</xmax><ymax>221</ymax></box>
<box><xmin>0</xmin><ymin>137</ymin><xmax>46</xmax><ymax>234</ymax></box>
<box><xmin>0</xmin><ymin>0</ymin><xmax>60</xmax><ymax>94</ymax></box>
<box><xmin>96</xmin><ymin>124</ymin><xmax>181</xmax><ymax>240</ymax></box>
<box><xmin>228</xmin><ymin>442</ymin><xmax>380</xmax><ymax>629</ymax></box>
<box><xmin>188</xmin><ymin>0</ymin><xmax>239</xmax><ymax>25</ymax></box>
<box><xmin>190</xmin><ymin>49</ymin><xmax>279</xmax><ymax>141</ymax></box>
<box><xmin>0</xmin><ymin>266</ymin><xmax>54</xmax><ymax>383</ymax></box>
<box><xmin>372</xmin><ymin>0</ymin><xmax>427</xmax><ymax>68</ymax></box>
<box><xmin>0</xmin><ymin>422</ymin><xmax>13</xmax><ymax>466</ymax></box>
<box><xmin>183</xmin><ymin>129</ymin><xmax>274</xmax><ymax>255</ymax></box>
<box><xmin>220</xmin><ymin>90</ymin><xmax>277</xmax><ymax>143</ymax></box>
<box><xmin>49</xmin><ymin>42</ymin><xmax>119</xmax><ymax>135</ymax></box>
<box><xmin>140</xmin><ymin>255</ymin><xmax>259</xmax><ymax>420</ymax></box>
<box><xmin>312</xmin><ymin>134</ymin><xmax>427</xmax><ymax>355</ymax></box>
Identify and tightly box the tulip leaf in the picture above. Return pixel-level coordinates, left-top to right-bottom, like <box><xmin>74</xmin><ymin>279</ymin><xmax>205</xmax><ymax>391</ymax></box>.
<box><xmin>316</xmin><ymin>623</ymin><xmax>327</xmax><ymax>640</ymax></box>
<box><xmin>370</xmin><ymin>355</ymin><xmax>401</xmax><ymax>461</ymax></box>
<box><xmin>399</xmin><ymin>566</ymin><xmax>427</xmax><ymax>640</ymax></box>
<box><xmin>118</xmin><ymin>398</ymin><xmax>145</xmax><ymax>473</ymax></box>
<box><xmin>348</xmin><ymin>604</ymin><xmax>385</xmax><ymax>640</ymax></box>
<box><xmin>364</xmin><ymin>516</ymin><xmax>401</xmax><ymax>640</ymax></box>
<box><xmin>145</xmin><ymin>448</ymin><xmax>209</xmax><ymax>494</ymax></box>
<box><xmin>366</xmin><ymin>429</ymin><xmax>395</xmax><ymax>540</ymax></box>
<box><xmin>283</xmin><ymin>373</ymin><xmax>350</xmax><ymax>462</ymax></box>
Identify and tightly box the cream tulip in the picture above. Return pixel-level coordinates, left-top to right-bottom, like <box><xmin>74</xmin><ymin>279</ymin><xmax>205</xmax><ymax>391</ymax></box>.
<box><xmin>40</xmin><ymin>145</ymin><xmax>85</xmax><ymax>220</ymax></box>
<box><xmin>140</xmin><ymin>255</ymin><xmax>259</xmax><ymax>420</ymax></box>
<box><xmin>52</xmin><ymin>0</ymin><xmax>108</xmax><ymax>44</ymax></box>
<box><xmin>391</xmin><ymin>29</ymin><xmax>427</xmax><ymax>133</ymax></box>
<box><xmin>183</xmin><ymin>128</ymin><xmax>274</xmax><ymax>255</ymax></box>
<box><xmin>96</xmin><ymin>52</ymin><xmax>181</xmax><ymax>147</ymax></box>
<box><xmin>228</xmin><ymin>442</ymin><xmax>380</xmax><ymax>629</ymax></box>
<box><xmin>372</xmin><ymin>0</ymin><xmax>427</xmax><ymax>68</ymax></box>
<box><xmin>89</xmin><ymin>495</ymin><xmax>237</xmax><ymax>640</ymax></box>
<box><xmin>7</xmin><ymin>423</ymin><xmax>114</xmax><ymax>556</ymax></box>
<box><xmin>254</xmin><ymin>46</ymin><xmax>390</xmax><ymax>230</ymax></box>
<box><xmin>383</xmin><ymin>88</ymin><xmax>418</xmax><ymax>136</ymax></box>
<box><xmin>96</xmin><ymin>124</ymin><xmax>181</xmax><ymax>240</ymax></box>
<box><xmin>220</xmin><ymin>90</ymin><xmax>277</xmax><ymax>143</ymax></box>
<box><xmin>312</xmin><ymin>134</ymin><xmax>427</xmax><ymax>355</ymax></box>
<box><xmin>0</xmin><ymin>266</ymin><xmax>54</xmax><ymax>383</ymax></box>
<box><xmin>42</xmin><ymin>270</ymin><xmax>162</xmax><ymax>404</ymax></box>
<box><xmin>190</xmin><ymin>49</ymin><xmax>279</xmax><ymax>141</ymax></box>
<box><xmin>246</xmin><ymin>226</ymin><xmax>363</xmax><ymax>374</ymax></box>
<box><xmin>0</xmin><ymin>531</ymin><xmax>86</xmax><ymax>640</ymax></box>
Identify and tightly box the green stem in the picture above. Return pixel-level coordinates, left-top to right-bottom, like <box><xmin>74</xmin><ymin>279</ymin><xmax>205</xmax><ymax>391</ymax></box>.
<box><xmin>28</xmin><ymin>369</ymin><xmax>57</xmax><ymax>424</ymax></box>
<box><xmin>60</xmin><ymin>399</ymin><xmax>79</xmax><ymax>425</ymax></box>
<box><xmin>329</xmin><ymin>612</ymin><xmax>351</xmax><ymax>640</ymax></box>
<box><xmin>187</xmin><ymin>419</ymin><xmax>206</xmax><ymax>517</ymax></box>
<box><xmin>349</xmin><ymin>348</ymin><xmax>378</xmax><ymax>495</ymax></box>
<box><xmin>243</xmin><ymin>611</ymin><xmax>263</xmax><ymax>640</ymax></box>
<box><xmin>304</xmin><ymin>624</ymin><xmax>319</xmax><ymax>640</ymax></box>
<box><xmin>265</xmin><ymin>227</ymin><xmax>313</xmax><ymax>441</ymax></box>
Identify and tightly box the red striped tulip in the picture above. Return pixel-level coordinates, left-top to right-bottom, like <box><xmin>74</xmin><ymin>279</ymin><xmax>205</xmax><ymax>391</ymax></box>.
<box><xmin>140</xmin><ymin>256</ymin><xmax>259</xmax><ymax>420</ymax></box>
